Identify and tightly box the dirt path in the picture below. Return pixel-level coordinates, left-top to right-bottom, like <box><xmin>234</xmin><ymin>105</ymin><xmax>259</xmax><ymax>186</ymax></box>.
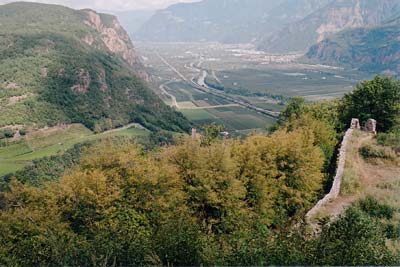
<box><xmin>101</xmin><ymin>123</ymin><xmax>148</xmax><ymax>135</ymax></box>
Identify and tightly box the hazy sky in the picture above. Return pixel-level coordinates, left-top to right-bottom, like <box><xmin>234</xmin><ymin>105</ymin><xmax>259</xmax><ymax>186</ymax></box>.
<box><xmin>0</xmin><ymin>0</ymin><xmax>200</xmax><ymax>11</ymax></box>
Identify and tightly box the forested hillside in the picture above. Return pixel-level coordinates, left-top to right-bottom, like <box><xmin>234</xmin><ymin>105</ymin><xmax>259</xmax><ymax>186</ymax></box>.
<box><xmin>0</xmin><ymin>2</ymin><xmax>190</xmax><ymax>132</ymax></box>
<box><xmin>1</xmin><ymin>76</ymin><xmax>399</xmax><ymax>266</ymax></box>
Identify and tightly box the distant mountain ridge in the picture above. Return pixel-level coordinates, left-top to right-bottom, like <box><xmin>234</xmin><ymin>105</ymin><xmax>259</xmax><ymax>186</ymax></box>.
<box><xmin>116</xmin><ymin>10</ymin><xmax>155</xmax><ymax>38</ymax></box>
<box><xmin>258</xmin><ymin>0</ymin><xmax>400</xmax><ymax>53</ymax></box>
<box><xmin>135</xmin><ymin>0</ymin><xmax>331</xmax><ymax>43</ymax></box>
<box><xmin>0</xmin><ymin>2</ymin><xmax>190</xmax><ymax>132</ymax></box>
<box><xmin>306</xmin><ymin>15</ymin><xmax>400</xmax><ymax>75</ymax></box>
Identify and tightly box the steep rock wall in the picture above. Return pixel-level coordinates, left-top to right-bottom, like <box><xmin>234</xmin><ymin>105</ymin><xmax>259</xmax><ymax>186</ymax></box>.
<box><xmin>83</xmin><ymin>10</ymin><xmax>149</xmax><ymax>81</ymax></box>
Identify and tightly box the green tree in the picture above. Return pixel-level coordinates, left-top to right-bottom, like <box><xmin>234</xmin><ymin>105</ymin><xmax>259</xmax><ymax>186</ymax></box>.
<box><xmin>234</xmin><ymin>128</ymin><xmax>324</xmax><ymax>227</ymax></box>
<box><xmin>312</xmin><ymin>207</ymin><xmax>396</xmax><ymax>266</ymax></box>
<box><xmin>277</xmin><ymin>97</ymin><xmax>306</xmax><ymax>125</ymax></box>
<box><xmin>201</xmin><ymin>123</ymin><xmax>224</xmax><ymax>145</ymax></box>
<box><xmin>1</xmin><ymin>128</ymin><xmax>15</xmax><ymax>138</ymax></box>
<box><xmin>339</xmin><ymin>76</ymin><xmax>400</xmax><ymax>132</ymax></box>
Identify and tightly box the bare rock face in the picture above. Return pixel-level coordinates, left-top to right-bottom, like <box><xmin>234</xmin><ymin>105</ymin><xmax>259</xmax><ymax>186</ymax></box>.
<box><xmin>315</xmin><ymin>0</ymin><xmax>364</xmax><ymax>42</ymax></box>
<box><xmin>83</xmin><ymin>10</ymin><xmax>149</xmax><ymax>81</ymax></box>
<box><xmin>3</xmin><ymin>82</ymin><xmax>19</xmax><ymax>89</ymax></box>
<box><xmin>40</xmin><ymin>68</ymin><xmax>48</xmax><ymax>78</ymax></box>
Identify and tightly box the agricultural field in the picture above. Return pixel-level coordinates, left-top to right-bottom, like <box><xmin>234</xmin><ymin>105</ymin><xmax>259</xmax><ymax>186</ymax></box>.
<box><xmin>137</xmin><ymin>41</ymin><xmax>371</xmax><ymax>132</ymax></box>
<box><xmin>0</xmin><ymin>124</ymin><xmax>148</xmax><ymax>176</ymax></box>
<box><xmin>180</xmin><ymin>106</ymin><xmax>274</xmax><ymax>132</ymax></box>
<box><xmin>211</xmin><ymin>67</ymin><xmax>366</xmax><ymax>100</ymax></box>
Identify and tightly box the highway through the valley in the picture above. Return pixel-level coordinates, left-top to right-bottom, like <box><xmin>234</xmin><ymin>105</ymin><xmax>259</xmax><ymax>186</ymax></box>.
<box><xmin>155</xmin><ymin>52</ymin><xmax>280</xmax><ymax>119</ymax></box>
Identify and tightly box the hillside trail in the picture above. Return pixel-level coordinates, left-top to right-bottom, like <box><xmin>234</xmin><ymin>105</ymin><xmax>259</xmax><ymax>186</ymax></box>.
<box><xmin>308</xmin><ymin>132</ymin><xmax>400</xmax><ymax>225</ymax></box>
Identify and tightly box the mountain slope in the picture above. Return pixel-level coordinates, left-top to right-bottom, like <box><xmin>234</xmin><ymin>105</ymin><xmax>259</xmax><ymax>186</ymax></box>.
<box><xmin>306</xmin><ymin>20</ymin><xmax>400</xmax><ymax>75</ymax></box>
<box><xmin>135</xmin><ymin>0</ymin><xmax>331</xmax><ymax>43</ymax></box>
<box><xmin>116</xmin><ymin>10</ymin><xmax>155</xmax><ymax>37</ymax></box>
<box><xmin>258</xmin><ymin>0</ymin><xmax>400</xmax><ymax>53</ymax></box>
<box><xmin>0</xmin><ymin>2</ymin><xmax>190</xmax><ymax>132</ymax></box>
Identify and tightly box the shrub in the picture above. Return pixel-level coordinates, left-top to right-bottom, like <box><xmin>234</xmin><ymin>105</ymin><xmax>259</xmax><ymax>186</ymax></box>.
<box><xmin>378</xmin><ymin>127</ymin><xmax>400</xmax><ymax>153</ymax></box>
<box><xmin>341</xmin><ymin>167</ymin><xmax>362</xmax><ymax>195</ymax></box>
<box><xmin>313</xmin><ymin>207</ymin><xmax>396</xmax><ymax>266</ymax></box>
<box><xmin>0</xmin><ymin>128</ymin><xmax>15</xmax><ymax>138</ymax></box>
<box><xmin>360</xmin><ymin>144</ymin><xmax>396</xmax><ymax>161</ymax></box>
<box><xmin>18</xmin><ymin>128</ymin><xmax>27</xmax><ymax>136</ymax></box>
<box><xmin>358</xmin><ymin>196</ymin><xmax>395</xmax><ymax>220</ymax></box>
<box><xmin>385</xmin><ymin>223</ymin><xmax>400</xmax><ymax>239</ymax></box>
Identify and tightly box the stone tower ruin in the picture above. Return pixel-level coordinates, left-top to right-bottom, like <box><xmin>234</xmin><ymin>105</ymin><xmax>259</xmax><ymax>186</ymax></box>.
<box><xmin>351</xmin><ymin>118</ymin><xmax>360</xmax><ymax>129</ymax></box>
<box><xmin>365</xmin><ymin>119</ymin><xmax>377</xmax><ymax>134</ymax></box>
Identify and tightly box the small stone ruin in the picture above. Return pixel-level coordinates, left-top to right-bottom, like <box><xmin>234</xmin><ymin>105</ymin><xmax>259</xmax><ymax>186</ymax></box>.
<box><xmin>191</xmin><ymin>128</ymin><xmax>200</xmax><ymax>139</ymax></box>
<box><xmin>365</xmin><ymin>119</ymin><xmax>377</xmax><ymax>134</ymax></box>
<box><xmin>351</xmin><ymin>118</ymin><xmax>360</xmax><ymax>129</ymax></box>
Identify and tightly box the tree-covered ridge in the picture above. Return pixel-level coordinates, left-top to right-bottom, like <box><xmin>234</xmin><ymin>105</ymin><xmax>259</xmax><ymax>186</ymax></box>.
<box><xmin>0</xmin><ymin>124</ymin><xmax>327</xmax><ymax>266</ymax></box>
<box><xmin>0</xmin><ymin>76</ymin><xmax>399</xmax><ymax>266</ymax></box>
<box><xmin>0</xmin><ymin>2</ymin><xmax>191</xmax><ymax>132</ymax></box>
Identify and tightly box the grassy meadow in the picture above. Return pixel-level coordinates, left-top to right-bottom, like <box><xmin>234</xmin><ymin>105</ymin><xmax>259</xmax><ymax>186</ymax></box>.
<box><xmin>0</xmin><ymin>124</ymin><xmax>148</xmax><ymax>176</ymax></box>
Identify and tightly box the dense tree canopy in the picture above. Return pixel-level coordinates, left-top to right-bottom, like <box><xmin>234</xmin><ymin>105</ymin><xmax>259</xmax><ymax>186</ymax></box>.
<box><xmin>339</xmin><ymin>76</ymin><xmax>400</xmax><ymax>132</ymax></box>
<box><xmin>0</xmin><ymin>126</ymin><xmax>327</xmax><ymax>266</ymax></box>
<box><xmin>1</xmin><ymin>76</ymin><xmax>399</xmax><ymax>266</ymax></box>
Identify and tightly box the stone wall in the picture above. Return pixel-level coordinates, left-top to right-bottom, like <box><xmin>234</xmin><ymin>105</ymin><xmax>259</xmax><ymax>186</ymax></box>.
<box><xmin>306</xmin><ymin>128</ymin><xmax>354</xmax><ymax>220</ymax></box>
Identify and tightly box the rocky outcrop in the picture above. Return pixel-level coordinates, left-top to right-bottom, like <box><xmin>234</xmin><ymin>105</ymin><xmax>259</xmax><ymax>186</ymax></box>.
<box><xmin>3</xmin><ymin>82</ymin><xmax>19</xmax><ymax>89</ymax></box>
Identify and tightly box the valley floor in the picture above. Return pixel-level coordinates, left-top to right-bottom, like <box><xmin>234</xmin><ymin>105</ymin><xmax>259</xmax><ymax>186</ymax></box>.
<box><xmin>137</xmin><ymin>42</ymin><xmax>372</xmax><ymax>133</ymax></box>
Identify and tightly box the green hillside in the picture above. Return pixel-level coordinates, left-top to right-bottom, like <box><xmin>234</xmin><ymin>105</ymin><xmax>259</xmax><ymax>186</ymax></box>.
<box><xmin>0</xmin><ymin>2</ymin><xmax>190</xmax><ymax>132</ymax></box>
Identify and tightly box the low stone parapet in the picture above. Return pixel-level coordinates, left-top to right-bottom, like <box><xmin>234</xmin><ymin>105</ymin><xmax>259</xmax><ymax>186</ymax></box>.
<box><xmin>306</xmin><ymin>128</ymin><xmax>354</xmax><ymax>220</ymax></box>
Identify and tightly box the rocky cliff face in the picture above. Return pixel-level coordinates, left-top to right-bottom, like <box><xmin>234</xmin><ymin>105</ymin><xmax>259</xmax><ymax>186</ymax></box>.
<box><xmin>83</xmin><ymin>10</ymin><xmax>149</xmax><ymax>81</ymax></box>
<box><xmin>84</xmin><ymin>10</ymin><xmax>140</xmax><ymax>67</ymax></box>
<box><xmin>258</xmin><ymin>0</ymin><xmax>400</xmax><ymax>53</ymax></box>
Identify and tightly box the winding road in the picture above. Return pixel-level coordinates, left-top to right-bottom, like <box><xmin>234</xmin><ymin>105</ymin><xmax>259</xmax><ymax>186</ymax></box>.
<box><xmin>156</xmin><ymin>52</ymin><xmax>280</xmax><ymax>119</ymax></box>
